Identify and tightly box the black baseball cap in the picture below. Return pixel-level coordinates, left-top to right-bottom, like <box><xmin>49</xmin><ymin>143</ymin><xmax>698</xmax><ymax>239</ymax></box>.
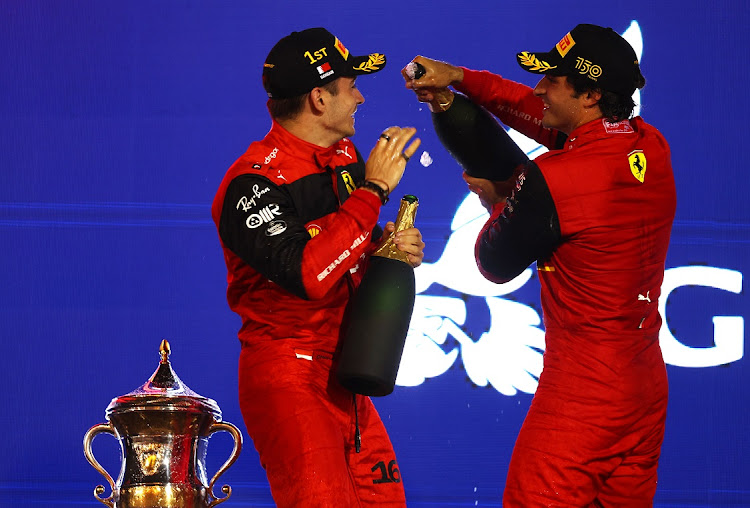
<box><xmin>516</xmin><ymin>24</ymin><xmax>641</xmax><ymax>95</ymax></box>
<box><xmin>262</xmin><ymin>28</ymin><xmax>387</xmax><ymax>99</ymax></box>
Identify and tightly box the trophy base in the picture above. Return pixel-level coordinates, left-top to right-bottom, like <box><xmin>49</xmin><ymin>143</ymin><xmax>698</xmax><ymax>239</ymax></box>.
<box><xmin>115</xmin><ymin>484</ymin><xmax>210</xmax><ymax>508</ymax></box>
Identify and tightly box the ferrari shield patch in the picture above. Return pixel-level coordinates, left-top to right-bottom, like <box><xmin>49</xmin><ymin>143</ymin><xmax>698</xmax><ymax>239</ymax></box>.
<box><xmin>628</xmin><ymin>150</ymin><xmax>647</xmax><ymax>183</ymax></box>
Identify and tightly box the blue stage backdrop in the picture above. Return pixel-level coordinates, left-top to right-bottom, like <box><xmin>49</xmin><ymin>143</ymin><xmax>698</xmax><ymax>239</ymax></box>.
<box><xmin>1</xmin><ymin>1</ymin><xmax>748</xmax><ymax>506</ymax></box>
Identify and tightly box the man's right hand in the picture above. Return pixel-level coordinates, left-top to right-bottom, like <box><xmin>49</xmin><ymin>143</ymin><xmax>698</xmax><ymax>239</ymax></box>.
<box><xmin>363</xmin><ymin>126</ymin><xmax>421</xmax><ymax>196</ymax></box>
<box><xmin>402</xmin><ymin>56</ymin><xmax>464</xmax><ymax>103</ymax></box>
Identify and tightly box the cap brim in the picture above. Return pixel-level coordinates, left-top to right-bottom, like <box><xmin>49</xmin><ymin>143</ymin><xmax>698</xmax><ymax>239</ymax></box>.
<box><xmin>345</xmin><ymin>52</ymin><xmax>387</xmax><ymax>76</ymax></box>
<box><xmin>516</xmin><ymin>51</ymin><xmax>565</xmax><ymax>75</ymax></box>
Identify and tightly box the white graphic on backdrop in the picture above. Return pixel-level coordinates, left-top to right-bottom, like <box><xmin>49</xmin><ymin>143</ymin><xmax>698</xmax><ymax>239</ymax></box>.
<box><xmin>396</xmin><ymin>192</ymin><xmax>544</xmax><ymax>395</ymax></box>
<box><xmin>395</xmin><ymin>21</ymin><xmax>745</xmax><ymax>394</ymax></box>
<box><xmin>659</xmin><ymin>266</ymin><xmax>744</xmax><ymax>367</ymax></box>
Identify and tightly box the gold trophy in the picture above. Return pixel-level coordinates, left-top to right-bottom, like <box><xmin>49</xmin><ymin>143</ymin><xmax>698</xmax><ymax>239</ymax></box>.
<box><xmin>83</xmin><ymin>340</ymin><xmax>242</xmax><ymax>507</ymax></box>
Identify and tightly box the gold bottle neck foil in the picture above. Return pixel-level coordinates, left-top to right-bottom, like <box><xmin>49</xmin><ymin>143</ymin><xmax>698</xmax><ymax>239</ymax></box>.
<box><xmin>372</xmin><ymin>195</ymin><xmax>419</xmax><ymax>265</ymax></box>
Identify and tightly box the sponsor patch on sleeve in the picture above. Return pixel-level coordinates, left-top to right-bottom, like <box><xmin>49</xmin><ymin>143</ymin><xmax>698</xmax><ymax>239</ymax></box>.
<box><xmin>265</xmin><ymin>220</ymin><xmax>287</xmax><ymax>236</ymax></box>
<box><xmin>307</xmin><ymin>224</ymin><xmax>322</xmax><ymax>238</ymax></box>
<box><xmin>246</xmin><ymin>203</ymin><xmax>282</xmax><ymax>229</ymax></box>
<box><xmin>236</xmin><ymin>184</ymin><xmax>271</xmax><ymax>212</ymax></box>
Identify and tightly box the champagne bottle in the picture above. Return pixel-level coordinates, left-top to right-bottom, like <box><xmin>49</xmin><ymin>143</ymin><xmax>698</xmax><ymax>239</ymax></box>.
<box><xmin>337</xmin><ymin>195</ymin><xmax>419</xmax><ymax>397</ymax></box>
<box><xmin>430</xmin><ymin>90</ymin><xmax>530</xmax><ymax>180</ymax></box>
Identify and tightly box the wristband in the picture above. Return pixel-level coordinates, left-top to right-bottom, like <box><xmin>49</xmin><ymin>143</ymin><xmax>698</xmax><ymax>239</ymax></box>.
<box><xmin>358</xmin><ymin>180</ymin><xmax>390</xmax><ymax>205</ymax></box>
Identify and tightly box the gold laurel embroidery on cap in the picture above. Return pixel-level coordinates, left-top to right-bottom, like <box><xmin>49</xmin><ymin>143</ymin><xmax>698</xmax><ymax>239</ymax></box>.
<box><xmin>353</xmin><ymin>53</ymin><xmax>385</xmax><ymax>72</ymax></box>
<box><xmin>518</xmin><ymin>52</ymin><xmax>557</xmax><ymax>72</ymax></box>
<box><xmin>264</xmin><ymin>63</ymin><xmax>275</xmax><ymax>68</ymax></box>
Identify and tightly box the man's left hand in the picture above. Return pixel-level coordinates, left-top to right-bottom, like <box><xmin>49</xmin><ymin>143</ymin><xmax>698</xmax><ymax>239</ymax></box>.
<box><xmin>462</xmin><ymin>172</ymin><xmax>511</xmax><ymax>212</ymax></box>
<box><xmin>384</xmin><ymin>222</ymin><xmax>425</xmax><ymax>268</ymax></box>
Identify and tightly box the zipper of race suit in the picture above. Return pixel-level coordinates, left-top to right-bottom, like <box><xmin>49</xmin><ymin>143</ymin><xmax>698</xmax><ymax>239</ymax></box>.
<box><xmin>329</xmin><ymin>164</ymin><xmax>363</xmax><ymax>454</ymax></box>
<box><xmin>353</xmin><ymin>393</ymin><xmax>361</xmax><ymax>453</ymax></box>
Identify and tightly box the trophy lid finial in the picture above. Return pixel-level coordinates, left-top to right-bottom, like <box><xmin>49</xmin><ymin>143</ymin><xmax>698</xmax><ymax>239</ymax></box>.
<box><xmin>105</xmin><ymin>339</ymin><xmax>221</xmax><ymax>420</ymax></box>
<box><xmin>159</xmin><ymin>339</ymin><xmax>171</xmax><ymax>364</ymax></box>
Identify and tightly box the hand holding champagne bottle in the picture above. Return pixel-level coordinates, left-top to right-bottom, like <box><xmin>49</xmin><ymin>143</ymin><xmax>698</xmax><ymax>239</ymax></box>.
<box><xmin>402</xmin><ymin>55</ymin><xmax>464</xmax><ymax>111</ymax></box>
<box><xmin>402</xmin><ymin>56</ymin><xmax>529</xmax><ymax>182</ymax></box>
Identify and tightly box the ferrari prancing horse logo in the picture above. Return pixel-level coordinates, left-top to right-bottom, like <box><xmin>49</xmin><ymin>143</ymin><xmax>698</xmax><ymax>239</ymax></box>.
<box><xmin>341</xmin><ymin>170</ymin><xmax>356</xmax><ymax>194</ymax></box>
<box><xmin>628</xmin><ymin>150</ymin><xmax>647</xmax><ymax>183</ymax></box>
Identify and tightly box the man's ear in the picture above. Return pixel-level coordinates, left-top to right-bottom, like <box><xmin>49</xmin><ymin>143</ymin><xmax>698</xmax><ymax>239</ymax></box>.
<box><xmin>583</xmin><ymin>89</ymin><xmax>602</xmax><ymax>108</ymax></box>
<box><xmin>309</xmin><ymin>87</ymin><xmax>326</xmax><ymax>114</ymax></box>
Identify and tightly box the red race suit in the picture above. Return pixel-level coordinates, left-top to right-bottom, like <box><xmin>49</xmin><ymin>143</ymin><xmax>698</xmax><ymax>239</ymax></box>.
<box><xmin>211</xmin><ymin>120</ymin><xmax>406</xmax><ymax>507</ymax></box>
<box><xmin>455</xmin><ymin>68</ymin><xmax>677</xmax><ymax>506</ymax></box>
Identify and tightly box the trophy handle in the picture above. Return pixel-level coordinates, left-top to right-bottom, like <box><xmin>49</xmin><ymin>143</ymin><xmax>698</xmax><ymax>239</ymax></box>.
<box><xmin>83</xmin><ymin>422</ymin><xmax>117</xmax><ymax>508</ymax></box>
<box><xmin>206</xmin><ymin>421</ymin><xmax>243</xmax><ymax>507</ymax></box>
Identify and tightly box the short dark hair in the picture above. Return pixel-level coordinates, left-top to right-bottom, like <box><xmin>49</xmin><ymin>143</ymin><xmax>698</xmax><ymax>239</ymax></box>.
<box><xmin>267</xmin><ymin>80</ymin><xmax>339</xmax><ymax>120</ymax></box>
<box><xmin>566</xmin><ymin>72</ymin><xmax>646</xmax><ymax>122</ymax></box>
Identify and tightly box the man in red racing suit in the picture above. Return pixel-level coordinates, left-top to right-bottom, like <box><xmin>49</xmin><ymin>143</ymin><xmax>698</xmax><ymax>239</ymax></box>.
<box><xmin>212</xmin><ymin>28</ymin><xmax>423</xmax><ymax>507</ymax></box>
<box><xmin>406</xmin><ymin>24</ymin><xmax>676</xmax><ymax>506</ymax></box>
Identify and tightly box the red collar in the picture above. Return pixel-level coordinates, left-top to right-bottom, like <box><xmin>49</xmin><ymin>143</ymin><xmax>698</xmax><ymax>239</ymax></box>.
<box><xmin>265</xmin><ymin>120</ymin><xmax>355</xmax><ymax>169</ymax></box>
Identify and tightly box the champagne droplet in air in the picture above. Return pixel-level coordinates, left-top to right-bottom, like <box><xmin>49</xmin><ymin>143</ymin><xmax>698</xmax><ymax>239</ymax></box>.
<box><xmin>420</xmin><ymin>151</ymin><xmax>433</xmax><ymax>167</ymax></box>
